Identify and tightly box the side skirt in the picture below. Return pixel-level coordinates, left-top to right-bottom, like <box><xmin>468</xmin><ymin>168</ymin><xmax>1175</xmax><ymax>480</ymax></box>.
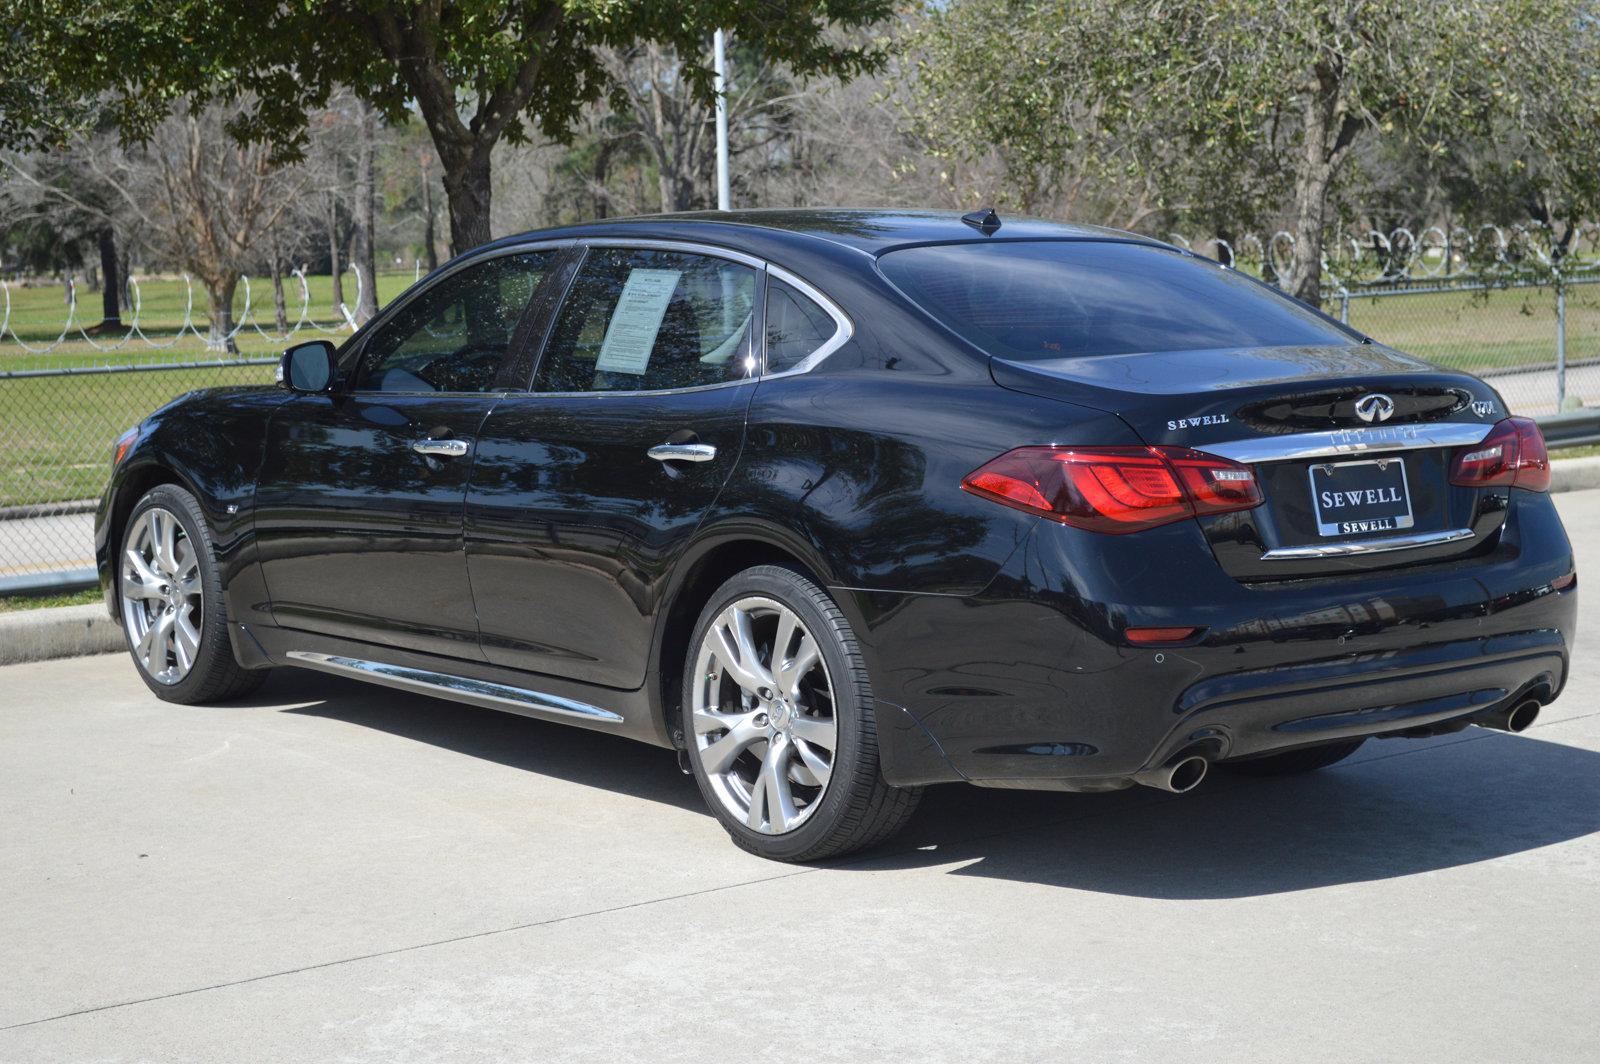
<box><xmin>241</xmin><ymin>621</ymin><xmax>668</xmax><ymax>747</ymax></box>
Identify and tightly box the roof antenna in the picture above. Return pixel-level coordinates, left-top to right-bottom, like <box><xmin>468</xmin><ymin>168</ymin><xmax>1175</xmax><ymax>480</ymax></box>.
<box><xmin>961</xmin><ymin>207</ymin><xmax>1001</xmax><ymax>236</ymax></box>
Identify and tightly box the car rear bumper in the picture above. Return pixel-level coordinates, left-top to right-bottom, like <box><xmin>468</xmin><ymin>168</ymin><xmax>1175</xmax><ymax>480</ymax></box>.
<box><xmin>857</xmin><ymin>489</ymin><xmax>1577</xmax><ymax>790</ymax></box>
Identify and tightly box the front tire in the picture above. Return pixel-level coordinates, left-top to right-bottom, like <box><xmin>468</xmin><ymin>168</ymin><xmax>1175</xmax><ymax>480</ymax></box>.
<box><xmin>683</xmin><ymin>565</ymin><xmax>920</xmax><ymax>862</ymax></box>
<box><xmin>118</xmin><ymin>484</ymin><xmax>267</xmax><ymax>703</ymax></box>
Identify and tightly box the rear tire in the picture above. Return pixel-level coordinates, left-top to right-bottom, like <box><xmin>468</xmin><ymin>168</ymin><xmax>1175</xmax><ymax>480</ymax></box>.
<box><xmin>1225</xmin><ymin>738</ymin><xmax>1366</xmax><ymax>777</ymax></box>
<box><xmin>682</xmin><ymin>565</ymin><xmax>921</xmax><ymax>862</ymax></box>
<box><xmin>118</xmin><ymin>484</ymin><xmax>268</xmax><ymax>704</ymax></box>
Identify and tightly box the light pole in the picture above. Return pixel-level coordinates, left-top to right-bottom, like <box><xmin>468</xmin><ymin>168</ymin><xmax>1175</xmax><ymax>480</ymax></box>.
<box><xmin>713</xmin><ymin>29</ymin><xmax>731</xmax><ymax>212</ymax></box>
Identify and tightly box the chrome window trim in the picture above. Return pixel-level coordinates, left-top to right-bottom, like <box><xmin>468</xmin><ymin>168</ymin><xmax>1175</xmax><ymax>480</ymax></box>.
<box><xmin>579</xmin><ymin>237</ymin><xmax>767</xmax><ymax>270</ymax></box>
<box><xmin>762</xmin><ymin>264</ymin><xmax>854</xmax><ymax>378</ymax></box>
<box><xmin>1201</xmin><ymin>422</ymin><xmax>1493</xmax><ymax>464</ymax></box>
<box><xmin>285</xmin><ymin>651</ymin><xmax>624</xmax><ymax>723</ymax></box>
<box><xmin>522</xmin><ymin>238</ymin><xmax>854</xmax><ymax>398</ymax></box>
<box><xmin>1260</xmin><ymin>527</ymin><xmax>1477</xmax><ymax>561</ymax></box>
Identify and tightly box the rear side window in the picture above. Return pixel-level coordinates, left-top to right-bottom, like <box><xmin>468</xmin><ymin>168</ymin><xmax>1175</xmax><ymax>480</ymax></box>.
<box><xmin>877</xmin><ymin>241</ymin><xmax>1353</xmax><ymax>361</ymax></box>
<box><xmin>764</xmin><ymin>277</ymin><xmax>839</xmax><ymax>373</ymax></box>
<box><xmin>536</xmin><ymin>248</ymin><xmax>758</xmax><ymax>393</ymax></box>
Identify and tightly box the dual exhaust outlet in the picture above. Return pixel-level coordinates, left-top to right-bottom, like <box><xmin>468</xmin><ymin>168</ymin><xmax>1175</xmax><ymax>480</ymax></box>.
<box><xmin>1132</xmin><ymin>697</ymin><xmax>1542</xmax><ymax>795</ymax></box>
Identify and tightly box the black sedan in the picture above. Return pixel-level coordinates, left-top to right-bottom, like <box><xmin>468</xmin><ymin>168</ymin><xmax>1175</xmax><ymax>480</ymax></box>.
<box><xmin>96</xmin><ymin>209</ymin><xmax>1578</xmax><ymax>861</ymax></box>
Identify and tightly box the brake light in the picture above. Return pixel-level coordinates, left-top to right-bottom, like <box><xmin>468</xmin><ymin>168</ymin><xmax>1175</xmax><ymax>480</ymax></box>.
<box><xmin>1449</xmin><ymin>417</ymin><xmax>1549</xmax><ymax>492</ymax></box>
<box><xmin>961</xmin><ymin>446</ymin><xmax>1263</xmax><ymax>533</ymax></box>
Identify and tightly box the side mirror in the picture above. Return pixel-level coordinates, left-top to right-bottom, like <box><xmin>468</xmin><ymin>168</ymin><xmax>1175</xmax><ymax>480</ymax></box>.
<box><xmin>278</xmin><ymin>340</ymin><xmax>336</xmax><ymax>393</ymax></box>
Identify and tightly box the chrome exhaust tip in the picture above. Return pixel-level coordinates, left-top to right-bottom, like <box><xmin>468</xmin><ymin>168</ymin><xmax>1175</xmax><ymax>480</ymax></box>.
<box><xmin>1478</xmin><ymin>698</ymin><xmax>1542</xmax><ymax>734</ymax></box>
<box><xmin>1133</xmin><ymin>752</ymin><xmax>1210</xmax><ymax>794</ymax></box>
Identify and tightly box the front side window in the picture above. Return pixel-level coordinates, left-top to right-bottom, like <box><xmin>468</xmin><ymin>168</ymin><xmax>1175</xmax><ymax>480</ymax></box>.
<box><xmin>536</xmin><ymin>248</ymin><xmax>759</xmax><ymax>393</ymax></box>
<box><xmin>355</xmin><ymin>251</ymin><xmax>553</xmax><ymax>393</ymax></box>
<box><xmin>877</xmin><ymin>240</ymin><xmax>1356</xmax><ymax>362</ymax></box>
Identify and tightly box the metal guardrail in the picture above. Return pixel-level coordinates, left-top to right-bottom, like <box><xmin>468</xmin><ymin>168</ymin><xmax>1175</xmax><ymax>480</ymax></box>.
<box><xmin>1535</xmin><ymin>409</ymin><xmax>1600</xmax><ymax>449</ymax></box>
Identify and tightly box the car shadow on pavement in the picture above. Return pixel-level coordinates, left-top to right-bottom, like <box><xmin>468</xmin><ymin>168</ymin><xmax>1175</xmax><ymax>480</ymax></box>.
<box><xmin>252</xmin><ymin>668</ymin><xmax>706</xmax><ymax>814</ymax></box>
<box><xmin>865</xmin><ymin>729</ymin><xmax>1600</xmax><ymax>898</ymax></box>
<box><xmin>250</xmin><ymin>670</ymin><xmax>1600</xmax><ymax>900</ymax></box>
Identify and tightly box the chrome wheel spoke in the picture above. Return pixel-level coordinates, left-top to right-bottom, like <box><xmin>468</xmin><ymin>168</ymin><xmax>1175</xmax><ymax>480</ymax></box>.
<box><xmin>696</xmin><ymin>711</ymin><xmax>764</xmax><ymax>776</ymax></box>
<box><xmin>794</xmin><ymin>737</ymin><xmax>833</xmax><ymax>788</ymax></box>
<box><xmin>749</xmin><ymin>734</ymin><xmax>797</xmax><ymax>833</ymax></box>
<box><xmin>777</xmin><ymin>634</ymin><xmax>819</xmax><ymax>702</ymax></box>
<box><xmin>710</xmin><ymin>606</ymin><xmax>776</xmax><ymax>697</ymax></box>
<box><xmin>152</xmin><ymin>510</ymin><xmax>180</xmax><ymax>574</ymax></box>
<box><xmin>789</xmin><ymin>714</ymin><xmax>836</xmax><ymax>752</ymax></box>
<box><xmin>124</xmin><ymin>548</ymin><xmax>163</xmax><ymax>591</ymax></box>
<box><xmin>174</xmin><ymin>609</ymin><xmax>201</xmax><ymax>671</ymax></box>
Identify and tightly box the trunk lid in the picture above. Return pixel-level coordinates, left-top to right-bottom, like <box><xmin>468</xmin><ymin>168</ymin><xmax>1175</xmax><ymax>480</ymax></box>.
<box><xmin>991</xmin><ymin>343</ymin><xmax>1512</xmax><ymax>580</ymax></box>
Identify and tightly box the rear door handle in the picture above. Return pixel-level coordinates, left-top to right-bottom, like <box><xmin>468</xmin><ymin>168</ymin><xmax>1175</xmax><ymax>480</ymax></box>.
<box><xmin>647</xmin><ymin>443</ymin><xmax>717</xmax><ymax>463</ymax></box>
<box><xmin>412</xmin><ymin>438</ymin><xmax>471</xmax><ymax>458</ymax></box>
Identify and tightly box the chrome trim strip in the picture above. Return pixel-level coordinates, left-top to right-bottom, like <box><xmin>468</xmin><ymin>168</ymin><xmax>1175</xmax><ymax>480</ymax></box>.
<box><xmin>763</xmin><ymin>264</ymin><xmax>854</xmax><ymax>377</ymax></box>
<box><xmin>1203</xmin><ymin>422</ymin><xmax>1493</xmax><ymax>464</ymax></box>
<box><xmin>581</xmin><ymin>237</ymin><xmax>767</xmax><ymax>270</ymax></box>
<box><xmin>1260</xmin><ymin>527</ymin><xmax>1476</xmax><ymax>560</ymax></box>
<box><xmin>285</xmin><ymin>652</ymin><xmax>624</xmax><ymax>723</ymax></box>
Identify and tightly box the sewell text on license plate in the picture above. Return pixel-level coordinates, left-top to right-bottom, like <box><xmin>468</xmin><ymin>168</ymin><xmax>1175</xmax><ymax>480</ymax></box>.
<box><xmin>1308</xmin><ymin>457</ymin><xmax>1415</xmax><ymax>537</ymax></box>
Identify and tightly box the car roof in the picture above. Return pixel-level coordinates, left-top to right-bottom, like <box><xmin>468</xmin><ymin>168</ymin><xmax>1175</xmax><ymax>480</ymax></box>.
<box><xmin>481</xmin><ymin>208</ymin><xmax>1166</xmax><ymax>260</ymax></box>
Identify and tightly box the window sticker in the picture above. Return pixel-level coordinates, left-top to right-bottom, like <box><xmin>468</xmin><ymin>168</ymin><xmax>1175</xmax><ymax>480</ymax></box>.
<box><xmin>595</xmin><ymin>268</ymin><xmax>682</xmax><ymax>375</ymax></box>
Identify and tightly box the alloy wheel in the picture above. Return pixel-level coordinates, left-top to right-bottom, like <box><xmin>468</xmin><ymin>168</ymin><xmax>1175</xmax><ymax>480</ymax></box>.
<box><xmin>691</xmin><ymin>596</ymin><xmax>838</xmax><ymax>834</ymax></box>
<box><xmin>121</xmin><ymin>506</ymin><xmax>203</xmax><ymax>685</ymax></box>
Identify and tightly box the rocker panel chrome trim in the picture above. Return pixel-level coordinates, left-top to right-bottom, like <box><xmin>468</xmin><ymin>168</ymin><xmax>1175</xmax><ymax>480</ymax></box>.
<box><xmin>1203</xmin><ymin>422</ymin><xmax>1493</xmax><ymax>464</ymax></box>
<box><xmin>285</xmin><ymin>651</ymin><xmax>624</xmax><ymax>723</ymax></box>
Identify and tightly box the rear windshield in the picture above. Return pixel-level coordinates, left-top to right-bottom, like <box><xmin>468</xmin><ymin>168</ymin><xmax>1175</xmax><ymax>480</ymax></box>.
<box><xmin>877</xmin><ymin>240</ymin><xmax>1354</xmax><ymax>361</ymax></box>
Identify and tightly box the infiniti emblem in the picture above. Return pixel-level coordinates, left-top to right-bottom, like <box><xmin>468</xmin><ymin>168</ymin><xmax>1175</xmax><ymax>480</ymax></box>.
<box><xmin>1354</xmin><ymin>393</ymin><xmax>1395</xmax><ymax>424</ymax></box>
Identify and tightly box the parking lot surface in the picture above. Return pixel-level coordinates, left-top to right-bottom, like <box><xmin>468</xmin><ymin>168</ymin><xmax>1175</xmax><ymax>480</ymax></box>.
<box><xmin>3</xmin><ymin>491</ymin><xmax>1599</xmax><ymax>1063</ymax></box>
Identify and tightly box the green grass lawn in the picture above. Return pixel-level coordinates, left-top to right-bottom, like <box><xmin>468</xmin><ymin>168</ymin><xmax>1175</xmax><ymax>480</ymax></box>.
<box><xmin>0</xmin><ymin>587</ymin><xmax>101</xmax><ymax>612</ymax></box>
<box><xmin>0</xmin><ymin>364</ymin><xmax>276</xmax><ymax>507</ymax></box>
<box><xmin>1341</xmin><ymin>281</ymin><xmax>1600</xmax><ymax>373</ymax></box>
<box><xmin>0</xmin><ymin>271</ymin><xmax>419</xmax><ymax>371</ymax></box>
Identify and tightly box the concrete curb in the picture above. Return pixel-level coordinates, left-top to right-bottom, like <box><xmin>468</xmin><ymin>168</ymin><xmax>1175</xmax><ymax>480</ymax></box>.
<box><xmin>0</xmin><ymin>603</ymin><xmax>123</xmax><ymax>667</ymax></box>
<box><xmin>1551</xmin><ymin>455</ymin><xmax>1600</xmax><ymax>494</ymax></box>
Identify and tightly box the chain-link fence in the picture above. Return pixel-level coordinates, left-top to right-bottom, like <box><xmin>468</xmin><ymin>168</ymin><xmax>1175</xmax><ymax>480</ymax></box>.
<box><xmin>2</xmin><ymin>246</ymin><xmax>1598</xmax><ymax>594</ymax></box>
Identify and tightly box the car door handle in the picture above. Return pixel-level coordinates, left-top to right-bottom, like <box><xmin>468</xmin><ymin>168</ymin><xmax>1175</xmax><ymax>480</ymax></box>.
<box><xmin>411</xmin><ymin>438</ymin><xmax>471</xmax><ymax>458</ymax></box>
<box><xmin>647</xmin><ymin>443</ymin><xmax>717</xmax><ymax>463</ymax></box>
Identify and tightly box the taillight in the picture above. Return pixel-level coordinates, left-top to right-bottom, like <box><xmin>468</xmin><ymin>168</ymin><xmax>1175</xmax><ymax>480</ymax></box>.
<box><xmin>1449</xmin><ymin>417</ymin><xmax>1549</xmax><ymax>492</ymax></box>
<box><xmin>961</xmin><ymin>446</ymin><xmax>1263</xmax><ymax>534</ymax></box>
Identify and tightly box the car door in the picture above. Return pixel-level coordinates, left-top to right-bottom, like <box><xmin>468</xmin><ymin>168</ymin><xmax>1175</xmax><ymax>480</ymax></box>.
<box><xmin>254</xmin><ymin>248</ymin><xmax>557</xmax><ymax>659</ymax></box>
<box><xmin>465</xmin><ymin>242</ymin><xmax>762</xmax><ymax>688</ymax></box>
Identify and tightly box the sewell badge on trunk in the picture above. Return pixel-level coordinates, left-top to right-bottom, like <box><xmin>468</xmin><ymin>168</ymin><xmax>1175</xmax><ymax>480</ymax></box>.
<box><xmin>1309</xmin><ymin>457</ymin><xmax>1415</xmax><ymax>536</ymax></box>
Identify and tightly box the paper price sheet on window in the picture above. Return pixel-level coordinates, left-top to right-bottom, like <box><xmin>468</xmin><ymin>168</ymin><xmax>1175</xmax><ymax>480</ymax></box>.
<box><xmin>595</xmin><ymin>269</ymin><xmax>683</xmax><ymax>375</ymax></box>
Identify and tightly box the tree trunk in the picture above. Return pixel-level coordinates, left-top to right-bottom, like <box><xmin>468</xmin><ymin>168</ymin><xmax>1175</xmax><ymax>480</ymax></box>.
<box><xmin>94</xmin><ymin>228</ymin><xmax>123</xmax><ymax>331</ymax></box>
<box><xmin>420</xmin><ymin>152</ymin><xmax>439</xmax><ymax>271</ymax></box>
<box><xmin>1283</xmin><ymin>65</ymin><xmax>1360</xmax><ymax>308</ymax></box>
<box><xmin>327</xmin><ymin>198</ymin><xmax>344</xmax><ymax>313</ymax></box>
<box><xmin>269</xmin><ymin>236</ymin><xmax>290</xmax><ymax>333</ymax></box>
<box><xmin>352</xmin><ymin>102</ymin><xmax>379</xmax><ymax>322</ymax></box>
<box><xmin>1286</xmin><ymin>159</ymin><xmax>1332</xmax><ymax>306</ymax></box>
<box><xmin>205</xmin><ymin>275</ymin><xmax>239</xmax><ymax>355</ymax></box>
<box><xmin>441</xmin><ymin>148</ymin><xmax>493</xmax><ymax>255</ymax></box>
<box><xmin>118</xmin><ymin>245</ymin><xmax>132</xmax><ymax>315</ymax></box>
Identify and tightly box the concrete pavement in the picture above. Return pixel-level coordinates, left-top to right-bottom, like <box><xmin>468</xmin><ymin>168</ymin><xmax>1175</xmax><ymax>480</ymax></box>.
<box><xmin>2</xmin><ymin>492</ymin><xmax>1598</xmax><ymax>1063</ymax></box>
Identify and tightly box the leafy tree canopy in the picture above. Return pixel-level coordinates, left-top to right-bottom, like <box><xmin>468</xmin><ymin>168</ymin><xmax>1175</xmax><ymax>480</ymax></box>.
<box><xmin>1</xmin><ymin>0</ymin><xmax>892</xmax><ymax>250</ymax></box>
